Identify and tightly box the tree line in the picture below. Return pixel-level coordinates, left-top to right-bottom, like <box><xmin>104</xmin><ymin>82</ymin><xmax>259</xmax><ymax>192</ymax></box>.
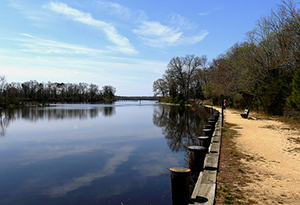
<box><xmin>153</xmin><ymin>0</ymin><xmax>300</xmax><ymax>116</ymax></box>
<box><xmin>0</xmin><ymin>76</ymin><xmax>116</xmax><ymax>108</ymax></box>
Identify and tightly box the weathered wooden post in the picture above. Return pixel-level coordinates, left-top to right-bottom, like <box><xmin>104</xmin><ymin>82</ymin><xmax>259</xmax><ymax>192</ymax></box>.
<box><xmin>209</xmin><ymin>116</ymin><xmax>216</xmax><ymax>122</ymax></box>
<box><xmin>203</xmin><ymin>128</ymin><xmax>212</xmax><ymax>141</ymax></box>
<box><xmin>221</xmin><ymin>99</ymin><xmax>224</xmax><ymax>127</ymax></box>
<box><xmin>198</xmin><ymin>136</ymin><xmax>210</xmax><ymax>153</ymax></box>
<box><xmin>204</xmin><ymin>124</ymin><xmax>213</xmax><ymax>138</ymax></box>
<box><xmin>170</xmin><ymin>167</ymin><xmax>191</xmax><ymax>205</ymax></box>
<box><xmin>208</xmin><ymin>118</ymin><xmax>216</xmax><ymax>133</ymax></box>
<box><xmin>214</xmin><ymin>111</ymin><xmax>219</xmax><ymax>121</ymax></box>
<box><xmin>204</xmin><ymin>124</ymin><xmax>212</xmax><ymax>130</ymax></box>
<box><xmin>188</xmin><ymin>146</ymin><xmax>207</xmax><ymax>175</ymax></box>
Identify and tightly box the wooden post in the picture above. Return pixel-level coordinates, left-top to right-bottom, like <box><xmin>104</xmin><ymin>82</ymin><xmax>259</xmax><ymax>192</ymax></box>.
<box><xmin>209</xmin><ymin>116</ymin><xmax>216</xmax><ymax>122</ymax></box>
<box><xmin>203</xmin><ymin>129</ymin><xmax>212</xmax><ymax>140</ymax></box>
<box><xmin>170</xmin><ymin>167</ymin><xmax>191</xmax><ymax>205</ymax></box>
<box><xmin>204</xmin><ymin>124</ymin><xmax>213</xmax><ymax>137</ymax></box>
<box><xmin>204</xmin><ymin>124</ymin><xmax>212</xmax><ymax>130</ymax></box>
<box><xmin>222</xmin><ymin>102</ymin><xmax>224</xmax><ymax>127</ymax></box>
<box><xmin>198</xmin><ymin>136</ymin><xmax>210</xmax><ymax>153</ymax></box>
<box><xmin>188</xmin><ymin>146</ymin><xmax>207</xmax><ymax>175</ymax></box>
<box><xmin>214</xmin><ymin>112</ymin><xmax>219</xmax><ymax>121</ymax></box>
<box><xmin>208</xmin><ymin>120</ymin><xmax>216</xmax><ymax>134</ymax></box>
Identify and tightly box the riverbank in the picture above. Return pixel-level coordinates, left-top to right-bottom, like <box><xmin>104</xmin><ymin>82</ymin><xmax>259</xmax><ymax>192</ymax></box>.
<box><xmin>216</xmin><ymin>108</ymin><xmax>300</xmax><ymax>204</ymax></box>
<box><xmin>0</xmin><ymin>99</ymin><xmax>118</xmax><ymax>110</ymax></box>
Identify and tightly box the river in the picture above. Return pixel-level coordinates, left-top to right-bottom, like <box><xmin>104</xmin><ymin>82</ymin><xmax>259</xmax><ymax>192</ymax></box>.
<box><xmin>0</xmin><ymin>101</ymin><xmax>209</xmax><ymax>205</ymax></box>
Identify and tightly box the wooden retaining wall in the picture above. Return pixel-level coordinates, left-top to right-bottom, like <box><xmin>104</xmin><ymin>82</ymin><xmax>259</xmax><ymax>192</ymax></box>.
<box><xmin>189</xmin><ymin>109</ymin><xmax>222</xmax><ymax>205</ymax></box>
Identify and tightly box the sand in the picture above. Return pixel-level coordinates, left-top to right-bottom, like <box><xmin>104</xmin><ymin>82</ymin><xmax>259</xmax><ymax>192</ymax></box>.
<box><xmin>222</xmin><ymin>108</ymin><xmax>300</xmax><ymax>204</ymax></box>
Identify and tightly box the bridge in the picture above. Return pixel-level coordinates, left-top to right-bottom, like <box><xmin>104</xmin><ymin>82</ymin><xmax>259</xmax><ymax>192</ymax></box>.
<box><xmin>115</xmin><ymin>96</ymin><xmax>161</xmax><ymax>101</ymax></box>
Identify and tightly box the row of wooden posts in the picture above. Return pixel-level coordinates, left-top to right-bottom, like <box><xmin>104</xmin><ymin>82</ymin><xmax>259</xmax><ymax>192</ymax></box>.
<box><xmin>169</xmin><ymin>107</ymin><xmax>220</xmax><ymax>205</ymax></box>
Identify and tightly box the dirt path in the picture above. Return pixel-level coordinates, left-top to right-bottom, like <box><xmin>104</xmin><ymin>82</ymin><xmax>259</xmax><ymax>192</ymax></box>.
<box><xmin>223</xmin><ymin>108</ymin><xmax>300</xmax><ymax>204</ymax></box>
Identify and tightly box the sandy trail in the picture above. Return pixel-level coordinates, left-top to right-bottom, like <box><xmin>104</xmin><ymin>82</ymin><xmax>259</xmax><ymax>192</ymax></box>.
<box><xmin>223</xmin><ymin>108</ymin><xmax>300</xmax><ymax>204</ymax></box>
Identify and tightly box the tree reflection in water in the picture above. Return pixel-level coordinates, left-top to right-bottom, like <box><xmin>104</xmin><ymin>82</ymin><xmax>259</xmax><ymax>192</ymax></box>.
<box><xmin>0</xmin><ymin>109</ymin><xmax>16</xmax><ymax>136</ymax></box>
<box><xmin>153</xmin><ymin>105</ymin><xmax>209</xmax><ymax>152</ymax></box>
<box><xmin>0</xmin><ymin>105</ymin><xmax>116</xmax><ymax>136</ymax></box>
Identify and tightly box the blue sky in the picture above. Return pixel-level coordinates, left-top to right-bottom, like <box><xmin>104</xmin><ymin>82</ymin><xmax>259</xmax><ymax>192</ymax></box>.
<box><xmin>0</xmin><ymin>0</ymin><xmax>284</xmax><ymax>96</ymax></box>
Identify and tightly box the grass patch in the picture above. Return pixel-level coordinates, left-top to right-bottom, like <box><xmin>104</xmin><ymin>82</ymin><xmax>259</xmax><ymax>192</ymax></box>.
<box><xmin>279</xmin><ymin>115</ymin><xmax>300</xmax><ymax>130</ymax></box>
<box><xmin>215</xmin><ymin>123</ymin><xmax>254</xmax><ymax>205</ymax></box>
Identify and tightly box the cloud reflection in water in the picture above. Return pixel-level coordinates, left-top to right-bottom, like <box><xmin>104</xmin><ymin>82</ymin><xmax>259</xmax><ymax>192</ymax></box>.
<box><xmin>46</xmin><ymin>145</ymin><xmax>136</xmax><ymax>197</ymax></box>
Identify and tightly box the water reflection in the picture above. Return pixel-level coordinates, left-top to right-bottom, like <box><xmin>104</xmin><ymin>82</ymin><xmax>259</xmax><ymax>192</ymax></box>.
<box><xmin>153</xmin><ymin>106</ymin><xmax>209</xmax><ymax>152</ymax></box>
<box><xmin>46</xmin><ymin>145</ymin><xmax>136</xmax><ymax>198</ymax></box>
<box><xmin>0</xmin><ymin>102</ymin><xmax>208</xmax><ymax>205</ymax></box>
<box><xmin>0</xmin><ymin>105</ymin><xmax>116</xmax><ymax>136</ymax></box>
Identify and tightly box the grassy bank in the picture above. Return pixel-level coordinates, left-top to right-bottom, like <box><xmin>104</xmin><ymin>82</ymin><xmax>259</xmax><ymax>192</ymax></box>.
<box><xmin>215</xmin><ymin>123</ymin><xmax>253</xmax><ymax>205</ymax></box>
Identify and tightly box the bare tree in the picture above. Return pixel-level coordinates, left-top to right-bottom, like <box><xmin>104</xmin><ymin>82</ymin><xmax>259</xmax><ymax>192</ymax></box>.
<box><xmin>0</xmin><ymin>76</ymin><xmax>7</xmax><ymax>95</ymax></box>
<box><xmin>162</xmin><ymin>54</ymin><xmax>207</xmax><ymax>100</ymax></box>
<box><xmin>153</xmin><ymin>78</ymin><xmax>168</xmax><ymax>96</ymax></box>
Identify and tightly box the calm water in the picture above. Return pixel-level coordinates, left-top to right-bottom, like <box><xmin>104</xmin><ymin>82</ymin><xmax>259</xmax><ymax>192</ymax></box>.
<box><xmin>0</xmin><ymin>101</ymin><xmax>208</xmax><ymax>205</ymax></box>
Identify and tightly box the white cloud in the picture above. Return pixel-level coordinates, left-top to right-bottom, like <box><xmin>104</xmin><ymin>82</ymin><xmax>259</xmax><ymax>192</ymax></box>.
<box><xmin>96</xmin><ymin>0</ymin><xmax>147</xmax><ymax>23</ymax></box>
<box><xmin>133</xmin><ymin>21</ymin><xmax>208</xmax><ymax>48</ymax></box>
<box><xmin>20</xmin><ymin>33</ymin><xmax>35</xmax><ymax>38</ymax></box>
<box><xmin>97</xmin><ymin>1</ymin><xmax>132</xmax><ymax>20</ymax></box>
<box><xmin>73</xmin><ymin>71</ymin><xmax>94</xmax><ymax>76</ymax></box>
<box><xmin>134</xmin><ymin>21</ymin><xmax>178</xmax><ymax>37</ymax></box>
<box><xmin>44</xmin><ymin>1</ymin><xmax>138</xmax><ymax>55</ymax></box>
<box><xmin>198</xmin><ymin>8</ymin><xmax>221</xmax><ymax>16</ymax></box>
<box><xmin>168</xmin><ymin>13</ymin><xmax>198</xmax><ymax>31</ymax></box>
<box><xmin>9</xmin><ymin>34</ymin><xmax>108</xmax><ymax>56</ymax></box>
<box><xmin>133</xmin><ymin>21</ymin><xmax>182</xmax><ymax>48</ymax></box>
<box><xmin>93</xmin><ymin>2</ymin><xmax>208</xmax><ymax>49</ymax></box>
<box><xmin>179</xmin><ymin>31</ymin><xmax>209</xmax><ymax>45</ymax></box>
<box><xmin>198</xmin><ymin>11</ymin><xmax>211</xmax><ymax>16</ymax></box>
<box><xmin>8</xmin><ymin>0</ymin><xmax>48</xmax><ymax>21</ymax></box>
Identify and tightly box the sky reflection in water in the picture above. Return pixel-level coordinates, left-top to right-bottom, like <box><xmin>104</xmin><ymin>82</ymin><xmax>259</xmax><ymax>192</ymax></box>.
<box><xmin>0</xmin><ymin>101</ymin><xmax>208</xmax><ymax>205</ymax></box>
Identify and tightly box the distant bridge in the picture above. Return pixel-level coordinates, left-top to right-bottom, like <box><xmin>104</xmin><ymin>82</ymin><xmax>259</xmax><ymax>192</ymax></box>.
<box><xmin>115</xmin><ymin>96</ymin><xmax>160</xmax><ymax>101</ymax></box>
